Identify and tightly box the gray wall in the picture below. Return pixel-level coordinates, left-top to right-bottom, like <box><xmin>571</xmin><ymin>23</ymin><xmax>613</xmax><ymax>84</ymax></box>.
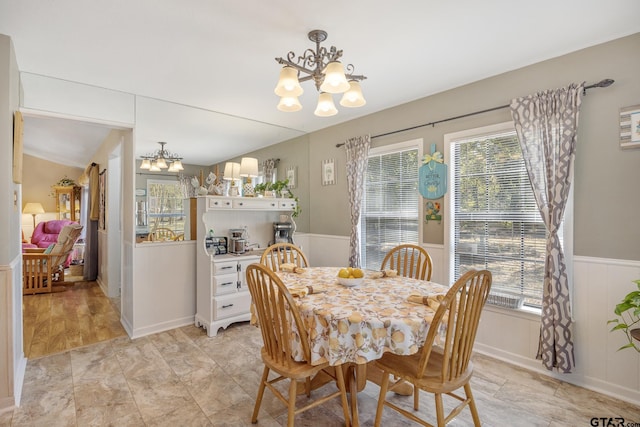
<box><xmin>218</xmin><ymin>133</ymin><xmax>311</xmax><ymax>233</ymax></box>
<box><xmin>297</xmin><ymin>33</ymin><xmax>639</xmax><ymax>261</ymax></box>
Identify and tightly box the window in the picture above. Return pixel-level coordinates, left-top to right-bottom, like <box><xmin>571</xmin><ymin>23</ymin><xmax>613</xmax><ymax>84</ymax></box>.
<box><xmin>446</xmin><ymin>123</ymin><xmax>567</xmax><ymax>309</ymax></box>
<box><xmin>360</xmin><ymin>140</ymin><xmax>422</xmax><ymax>270</ymax></box>
<box><xmin>147</xmin><ymin>179</ymin><xmax>185</xmax><ymax>235</ymax></box>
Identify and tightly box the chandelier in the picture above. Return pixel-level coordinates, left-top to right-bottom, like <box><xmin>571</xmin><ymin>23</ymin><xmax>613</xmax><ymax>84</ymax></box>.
<box><xmin>139</xmin><ymin>142</ymin><xmax>184</xmax><ymax>172</ymax></box>
<box><xmin>274</xmin><ymin>29</ymin><xmax>367</xmax><ymax>117</ymax></box>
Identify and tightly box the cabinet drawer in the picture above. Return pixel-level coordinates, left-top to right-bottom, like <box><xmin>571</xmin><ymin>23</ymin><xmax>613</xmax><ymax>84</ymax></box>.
<box><xmin>232</xmin><ymin>198</ymin><xmax>275</xmax><ymax>210</ymax></box>
<box><xmin>278</xmin><ymin>200</ymin><xmax>297</xmax><ymax>210</ymax></box>
<box><xmin>213</xmin><ymin>293</ymin><xmax>251</xmax><ymax>320</ymax></box>
<box><xmin>213</xmin><ymin>260</ymin><xmax>237</xmax><ymax>275</ymax></box>
<box><xmin>213</xmin><ymin>273</ymin><xmax>238</xmax><ymax>295</ymax></box>
<box><xmin>207</xmin><ymin>197</ymin><xmax>232</xmax><ymax>209</ymax></box>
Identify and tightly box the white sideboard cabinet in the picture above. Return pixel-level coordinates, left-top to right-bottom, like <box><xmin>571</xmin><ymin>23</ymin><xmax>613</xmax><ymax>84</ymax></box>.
<box><xmin>194</xmin><ymin>196</ymin><xmax>296</xmax><ymax>336</ymax></box>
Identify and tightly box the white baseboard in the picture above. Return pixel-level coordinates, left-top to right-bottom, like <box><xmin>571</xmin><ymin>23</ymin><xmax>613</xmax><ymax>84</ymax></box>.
<box><xmin>475</xmin><ymin>334</ymin><xmax>640</xmax><ymax>407</ymax></box>
<box><xmin>130</xmin><ymin>316</ymin><xmax>194</xmax><ymax>339</ymax></box>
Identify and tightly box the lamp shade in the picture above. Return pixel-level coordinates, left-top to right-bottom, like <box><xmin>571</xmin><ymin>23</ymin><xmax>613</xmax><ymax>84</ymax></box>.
<box><xmin>277</xmin><ymin>96</ymin><xmax>303</xmax><ymax>112</ymax></box>
<box><xmin>223</xmin><ymin>162</ymin><xmax>241</xmax><ymax>180</ymax></box>
<box><xmin>314</xmin><ymin>92</ymin><xmax>338</xmax><ymax>117</ymax></box>
<box><xmin>156</xmin><ymin>157</ymin><xmax>168</xmax><ymax>169</ymax></box>
<box><xmin>140</xmin><ymin>159</ymin><xmax>151</xmax><ymax>170</ymax></box>
<box><xmin>172</xmin><ymin>160</ymin><xmax>184</xmax><ymax>171</ymax></box>
<box><xmin>274</xmin><ymin>66</ymin><xmax>304</xmax><ymax>97</ymax></box>
<box><xmin>339</xmin><ymin>80</ymin><xmax>366</xmax><ymax>107</ymax></box>
<box><xmin>23</xmin><ymin>202</ymin><xmax>45</xmax><ymax>215</ymax></box>
<box><xmin>240</xmin><ymin>157</ymin><xmax>259</xmax><ymax>178</ymax></box>
<box><xmin>320</xmin><ymin>61</ymin><xmax>350</xmax><ymax>93</ymax></box>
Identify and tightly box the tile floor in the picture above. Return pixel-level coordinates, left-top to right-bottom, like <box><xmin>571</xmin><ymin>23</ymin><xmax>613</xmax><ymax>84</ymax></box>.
<box><xmin>1</xmin><ymin>322</ymin><xmax>639</xmax><ymax>426</ymax></box>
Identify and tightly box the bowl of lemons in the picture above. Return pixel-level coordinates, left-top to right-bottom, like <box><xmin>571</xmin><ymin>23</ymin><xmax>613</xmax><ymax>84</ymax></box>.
<box><xmin>336</xmin><ymin>267</ymin><xmax>365</xmax><ymax>287</ymax></box>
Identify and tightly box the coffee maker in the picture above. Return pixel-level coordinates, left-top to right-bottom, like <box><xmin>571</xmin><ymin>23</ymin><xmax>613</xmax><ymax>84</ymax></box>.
<box><xmin>229</xmin><ymin>228</ymin><xmax>247</xmax><ymax>254</ymax></box>
<box><xmin>273</xmin><ymin>222</ymin><xmax>294</xmax><ymax>245</ymax></box>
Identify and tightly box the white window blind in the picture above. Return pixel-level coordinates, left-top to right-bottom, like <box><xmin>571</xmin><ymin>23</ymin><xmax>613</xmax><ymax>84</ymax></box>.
<box><xmin>360</xmin><ymin>146</ymin><xmax>420</xmax><ymax>270</ymax></box>
<box><xmin>451</xmin><ymin>129</ymin><xmax>545</xmax><ymax>308</ymax></box>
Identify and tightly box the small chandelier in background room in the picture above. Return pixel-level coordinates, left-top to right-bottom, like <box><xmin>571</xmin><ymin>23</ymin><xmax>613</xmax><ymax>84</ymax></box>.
<box><xmin>274</xmin><ymin>29</ymin><xmax>367</xmax><ymax>117</ymax></box>
<box><xmin>139</xmin><ymin>142</ymin><xmax>184</xmax><ymax>172</ymax></box>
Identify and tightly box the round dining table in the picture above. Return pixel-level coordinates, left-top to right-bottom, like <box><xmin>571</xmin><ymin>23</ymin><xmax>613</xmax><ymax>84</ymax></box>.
<box><xmin>276</xmin><ymin>266</ymin><xmax>449</xmax><ymax>426</ymax></box>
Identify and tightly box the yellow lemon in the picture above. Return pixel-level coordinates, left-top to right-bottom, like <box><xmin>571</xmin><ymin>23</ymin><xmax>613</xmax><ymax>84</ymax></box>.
<box><xmin>352</xmin><ymin>268</ymin><xmax>364</xmax><ymax>278</ymax></box>
<box><xmin>338</xmin><ymin>268</ymin><xmax>350</xmax><ymax>278</ymax></box>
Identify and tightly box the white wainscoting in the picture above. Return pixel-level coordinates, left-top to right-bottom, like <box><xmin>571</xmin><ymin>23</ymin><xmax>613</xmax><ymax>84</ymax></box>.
<box><xmin>129</xmin><ymin>241</ymin><xmax>197</xmax><ymax>338</ymax></box>
<box><xmin>306</xmin><ymin>234</ymin><xmax>640</xmax><ymax>406</ymax></box>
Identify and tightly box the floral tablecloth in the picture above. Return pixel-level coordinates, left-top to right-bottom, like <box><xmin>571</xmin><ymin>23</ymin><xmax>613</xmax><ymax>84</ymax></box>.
<box><xmin>276</xmin><ymin>267</ymin><xmax>448</xmax><ymax>366</ymax></box>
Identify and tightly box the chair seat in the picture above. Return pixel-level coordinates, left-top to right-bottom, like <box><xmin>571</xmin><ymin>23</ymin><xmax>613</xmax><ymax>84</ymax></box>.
<box><xmin>375</xmin><ymin>350</ymin><xmax>474</xmax><ymax>394</ymax></box>
<box><xmin>261</xmin><ymin>348</ymin><xmax>331</xmax><ymax>380</ymax></box>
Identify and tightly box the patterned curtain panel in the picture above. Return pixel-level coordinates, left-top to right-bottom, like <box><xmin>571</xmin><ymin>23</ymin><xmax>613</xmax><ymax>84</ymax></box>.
<box><xmin>510</xmin><ymin>82</ymin><xmax>584</xmax><ymax>373</ymax></box>
<box><xmin>345</xmin><ymin>135</ymin><xmax>371</xmax><ymax>267</ymax></box>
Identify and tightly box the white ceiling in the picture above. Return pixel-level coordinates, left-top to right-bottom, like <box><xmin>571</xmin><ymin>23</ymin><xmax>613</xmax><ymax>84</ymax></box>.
<box><xmin>1</xmin><ymin>1</ymin><xmax>639</xmax><ymax>168</ymax></box>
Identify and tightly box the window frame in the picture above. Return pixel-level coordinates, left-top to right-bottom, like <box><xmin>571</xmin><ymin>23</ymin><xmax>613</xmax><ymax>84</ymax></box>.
<box><xmin>146</xmin><ymin>178</ymin><xmax>185</xmax><ymax>235</ymax></box>
<box><xmin>444</xmin><ymin>122</ymin><xmax>573</xmax><ymax>311</ymax></box>
<box><xmin>359</xmin><ymin>138</ymin><xmax>423</xmax><ymax>270</ymax></box>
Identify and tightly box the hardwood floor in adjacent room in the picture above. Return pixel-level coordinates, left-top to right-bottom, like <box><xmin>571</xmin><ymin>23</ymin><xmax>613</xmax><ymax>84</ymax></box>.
<box><xmin>22</xmin><ymin>278</ymin><xmax>126</xmax><ymax>359</ymax></box>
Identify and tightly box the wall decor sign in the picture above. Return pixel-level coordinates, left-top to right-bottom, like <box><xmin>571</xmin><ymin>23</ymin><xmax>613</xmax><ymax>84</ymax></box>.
<box><xmin>619</xmin><ymin>104</ymin><xmax>640</xmax><ymax>149</ymax></box>
<box><xmin>286</xmin><ymin>166</ymin><xmax>297</xmax><ymax>188</ymax></box>
<box><xmin>419</xmin><ymin>143</ymin><xmax>447</xmax><ymax>199</ymax></box>
<box><xmin>321</xmin><ymin>159</ymin><xmax>336</xmax><ymax>186</ymax></box>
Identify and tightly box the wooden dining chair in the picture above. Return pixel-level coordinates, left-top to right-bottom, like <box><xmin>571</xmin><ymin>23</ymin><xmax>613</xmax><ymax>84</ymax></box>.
<box><xmin>245</xmin><ymin>263</ymin><xmax>351</xmax><ymax>427</ymax></box>
<box><xmin>147</xmin><ymin>227</ymin><xmax>176</xmax><ymax>241</ymax></box>
<box><xmin>380</xmin><ymin>243</ymin><xmax>433</xmax><ymax>280</ymax></box>
<box><xmin>373</xmin><ymin>269</ymin><xmax>492</xmax><ymax>427</ymax></box>
<box><xmin>260</xmin><ymin>242</ymin><xmax>309</xmax><ymax>271</ymax></box>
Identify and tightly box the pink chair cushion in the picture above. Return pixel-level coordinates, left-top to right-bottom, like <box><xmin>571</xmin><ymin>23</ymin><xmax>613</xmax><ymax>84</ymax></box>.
<box><xmin>31</xmin><ymin>219</ymin><xmax>76</xmax><ymax>249</ymax></box>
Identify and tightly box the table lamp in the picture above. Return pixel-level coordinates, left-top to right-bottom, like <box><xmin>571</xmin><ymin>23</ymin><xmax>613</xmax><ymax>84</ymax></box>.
<box><xmin>223</xmin><ymin>162</ymin><xmax>241</xmax><ymax>196</ymax></box>
<box><xmin>23</xmin><ymin>202</ymin><xmax>45</xmax><ymax>228</ymax></box>
<box><xmin>240</xmin><ymin>157</ymin><xmax>259</xmax><ymax>197</ymax></box>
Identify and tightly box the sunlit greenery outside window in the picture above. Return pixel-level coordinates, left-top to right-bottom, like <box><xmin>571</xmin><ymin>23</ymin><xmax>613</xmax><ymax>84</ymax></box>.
<box><xmin>360</xmin><ymin>142</ymin><xmax>420</xmax><ymax>270</ymax></box>
<box><xmin>448</xmin><ymin>124</ymin><xmax>554</xmax><ymax>308</ymax></box>
<box><xmin>147</xmin><ymin>179</ymin><xmax>185</xmax><ymax>235</ymax></box>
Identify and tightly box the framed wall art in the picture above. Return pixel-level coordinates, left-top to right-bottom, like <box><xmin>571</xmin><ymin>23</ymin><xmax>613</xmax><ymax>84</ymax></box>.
<box><xmin>321</xmin><ymin>159</ymin><xmax>336</xmax><ymax>186</ymax></box>
<box><xmin>620</xmin><ymin>104</ymin><xmax>640</xmax><ymax>149</ymax></box>
<box><xmin>286</xmin><ymin>166</ymin><xmax>297</xmax><ymax>188</ymax></box>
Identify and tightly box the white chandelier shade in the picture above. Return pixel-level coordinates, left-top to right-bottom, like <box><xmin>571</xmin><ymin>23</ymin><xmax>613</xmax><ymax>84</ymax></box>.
<box><xmin>274</xmin><ymin>66</ymin><xmax>304</xmax><ymax>97</ymax></box>
<box><xmin>340</xmin><ymin>80</ymin><xmax>366</xmax><ymax>108</ymax></box>
<box><xmin>274</xmin><ymin>30</ymin><xmax>366</xmax><ymax>117</ymax></box>
<box><xmin>319</xmin><ymin>61</ymin><xmax>350</xmax><ymax>93</ymax></box>
<box><xmin>277</xmin><ymin>95</ymin><xmax>303</xmax><ymax>112</ymax></box>
<box><xmin>314</xmin><ymin>92</ymin><xmax>338</xmax><ymax>117</ymax></box>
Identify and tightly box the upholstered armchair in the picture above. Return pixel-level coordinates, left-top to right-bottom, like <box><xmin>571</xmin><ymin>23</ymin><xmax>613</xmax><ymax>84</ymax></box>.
<box><xmin>23</xmin><ymin>223</ymin><xmax>83</xmax><ymax>295</ymax></box>
<box><xmin>30</xmin><ymin>219</ymin><xmax>76</xmax><ymax>249</ymax></box>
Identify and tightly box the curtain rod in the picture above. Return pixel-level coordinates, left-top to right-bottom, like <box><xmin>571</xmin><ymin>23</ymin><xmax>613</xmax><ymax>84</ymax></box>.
<box><xmin>336</xmin><ymin>78</ymin><xmax>614</xmax><ymax>147</ymax></box>
<box><xmin>136</xmin><ymin>172</ymin><xmax>179</xmax><ymax>178</ymax></box>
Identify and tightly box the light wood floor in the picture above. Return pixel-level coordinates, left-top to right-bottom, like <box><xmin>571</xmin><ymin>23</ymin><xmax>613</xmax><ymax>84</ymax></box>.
<box><xmin>22</xmin><ymin>277</ymin><xmax>126</xmax><ymax>359</ymax></box>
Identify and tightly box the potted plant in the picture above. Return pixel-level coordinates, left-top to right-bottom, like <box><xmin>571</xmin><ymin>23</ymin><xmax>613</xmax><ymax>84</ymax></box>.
<box><xmin>253</xmin><ymin>182</ymin><xmax>267</xmax><ymax>197</ymax></box>
<box><xmin>608</xmin><ymin>279</ymin><xmax>640</xmax><ymax>353</ymax></box>
<box><xmin>271</xmin><ymin>179</ymin><xmax>290</xmax><ymax>198</ymax></box>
